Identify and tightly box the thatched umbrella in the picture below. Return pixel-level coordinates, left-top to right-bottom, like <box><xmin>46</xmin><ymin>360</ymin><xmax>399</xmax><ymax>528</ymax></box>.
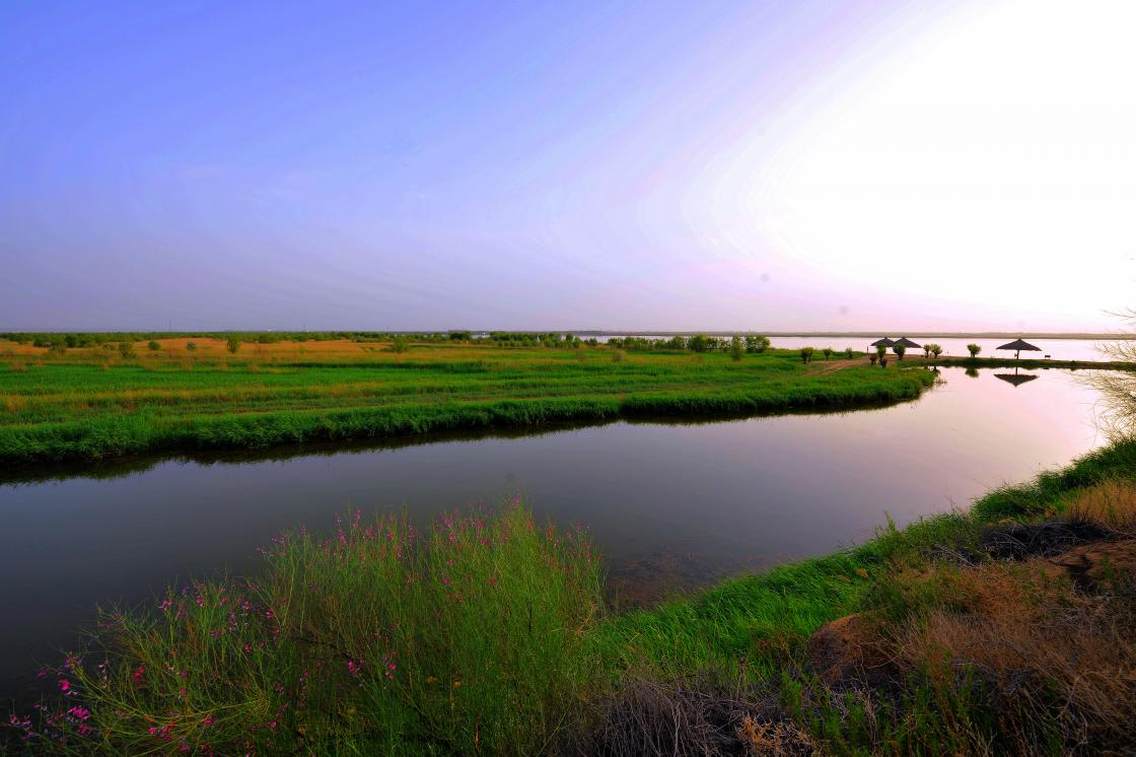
<box><xmin>997</xmin><ymin>338</ymin><xmax>1041</xmax><ymax>360</ymax></box>
<box><xmin>869</xmin><ymin>337</ymin><xmax>894</xmax><ymax>352</ymax></box>
<box><xmin>893</xmin><ymin>337</ymin><xmax>922</xmax><ymax>349</ymax></box>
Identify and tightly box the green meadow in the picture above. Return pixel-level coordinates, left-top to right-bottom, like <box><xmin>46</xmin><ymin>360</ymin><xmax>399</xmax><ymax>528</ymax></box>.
<box><xmin>0</xmin><ymin>339</ymin><xmax>933</xmax><ymax>464</ymax></box>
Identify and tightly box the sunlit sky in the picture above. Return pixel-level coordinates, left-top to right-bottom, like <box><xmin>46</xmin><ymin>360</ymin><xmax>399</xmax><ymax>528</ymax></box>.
<box><xmin>2</xmin><ymin>1</ymin><xmax>1134</xmax><ymax>332</ymax></box>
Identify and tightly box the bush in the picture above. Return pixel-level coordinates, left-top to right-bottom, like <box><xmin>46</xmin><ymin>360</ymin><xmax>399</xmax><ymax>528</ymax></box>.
<box><xmin>967</xmin><ymin>343</ymin><xmax>981</xmax><ymax>359</ymax></box>
<box><xmin>929</xmin><ymin>344</ymin><xmax>943</xmax><ymax>358</ymax></box>
<box><xmin>118</xmin><ymin>341</ymin><xmax>136</xmax><ymax>359</ymax></box>
<box><xmin>27</xmin><ymin>505</ymin><xmax>602</xmax><ymax>754</ymax></box>
<box><xmin>730</xmin><ymin>336</ymin><xmax>744</xmax><ymax>362</ymax></box>
<box><xmin>147</xmin><ymin>340</ymin><xmax>160</xmax><ymax>352</ymax></box>
<box><xmin>893</xmin><ymin>344</ymin><xmax>906</xmax><ymax>360</ymax></box>
<box><xmin>845</xmin><ymin>347</ymin><xmax>854</xmax><ymax>359</ymax></box>
<box><xmin>822</xmin><ymin>347</ymin><xmax>833</xmax><ymax>361</ymax></box>
<box><xmin>800</xmin><ymin>347</ymin><xmax>815</xmax><ymax>364</ymax></box>
<box><xmin>744</xmin><ymin>335</ymin><xmax>770</xmax><ymax>354</ymax></box>
<box><xmin>390</xmin><ymin>336</ymin><xmax>409</xmax><ymax>353</ymax></box>
<box><xmin>226</xmin><ymin>335</ymin><xmax>241</xmax><ymax>354</ymax></box>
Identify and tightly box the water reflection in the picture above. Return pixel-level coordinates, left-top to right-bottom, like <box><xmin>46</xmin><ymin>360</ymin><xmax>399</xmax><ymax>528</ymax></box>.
<box><xmin>0</xmin><ymin>368</ymin><xmax>1107</xmax><ymax>703</ymax></box>
<box><xmin>994</xmin><ymin>367</ymin><xmax>1041</xmax><ymax>387</ymax></box>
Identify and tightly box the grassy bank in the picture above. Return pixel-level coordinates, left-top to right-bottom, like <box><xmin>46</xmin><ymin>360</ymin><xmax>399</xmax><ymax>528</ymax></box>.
<box><xmin>0</xmin><ymin>339</ymin><xmax>934</xmax><ymax>464</ymax></box>
<box><xmin>11</xmin><ymin>438</ymin><xmax>1136</xmax><ymax>754</ymax></box>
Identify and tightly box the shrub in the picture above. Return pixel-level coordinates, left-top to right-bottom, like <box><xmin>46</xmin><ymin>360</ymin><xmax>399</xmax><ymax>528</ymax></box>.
<box><xmin>390</xmin><ymin>335</ymin><xmax>409</xmax><ymax>353</ymax></box>
<box><xmin>893</xmin><ymin>344</ymin><xmax>906</xmax><ymax>360</ymax></box>
<box><xmin>226</xmin><ymin>335</ymin><xmax>241</xmax><ymax>354</ymax></box>
<box><xmin>147</xmin><ymin>340</ymin><xmax>160</xmax><ymax>352</ymax></box>
<box><xmin>730</xmin><ymin>336</ymin><xmax>744</xmax><ymax>362</ymax></box>
<box><xmin>929</xmin><ymin>344</ymin><xmax>943</xmax><ymax>358</ymax></box>
<box><xmin>876</xmin><ymin>345</ymin><xmax>887</xmax><ymax>361</ymax></box>
<box><xmin>744</xmin><ymin>335</ymin><xmax>770</xmax><ymax>354</ymax></box>
<box><xmin>845</xmin><ymin>347</ymin><xmax>854</xmax><ymax>359</ymax></box>
<box><xmin>118</xmin><ymin>341</ymin><xmax>136</xmax><ymax>359</ymax></box>
<box><xmin>967</xmin><ymin>343</ymin><xmax>981</xmax><ymax>359</ymax></box>
<box><xmin>800</xmin><ymin>347</ymin><xmax>815</xmax><ymax>364</ymax></box>
<box><xmin>688</xmin><ymin>335</ymin><xmax>710</xmax><ymax>353</ymax></box>
<box><xmin>822</xmin><ymin>347</ymin><xmax>833</xmax><ymax>361</ymax></box>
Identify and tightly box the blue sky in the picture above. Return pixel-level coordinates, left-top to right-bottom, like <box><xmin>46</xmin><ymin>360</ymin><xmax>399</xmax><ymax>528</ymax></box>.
<box><xmin>2</xmin><ymin>1</ymin><xmax>1133</xmax><ymax>331</ymax></box>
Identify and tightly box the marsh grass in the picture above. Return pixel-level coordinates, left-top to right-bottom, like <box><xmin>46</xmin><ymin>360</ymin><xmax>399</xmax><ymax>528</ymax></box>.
<box><xmin>0</xmin><ymin>346</ymin><xmax>935</xmax><ymax>464</ymax></box>
<box><xmin>26</xmin><ymin>503</ymin><xmax>602</xmax><ymax>754</ymax></box>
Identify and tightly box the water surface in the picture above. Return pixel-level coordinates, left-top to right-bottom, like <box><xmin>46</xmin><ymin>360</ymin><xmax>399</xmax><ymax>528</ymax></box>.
<box><xmin>0</xmin><ymin>368</ymin><xmax>1107</xmax><ymax>703</ymax></box>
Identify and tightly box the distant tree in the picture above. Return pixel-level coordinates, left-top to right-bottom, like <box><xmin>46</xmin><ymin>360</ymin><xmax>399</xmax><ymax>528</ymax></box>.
<box><xmin>967</xmin><ymin>343</ymin><xmax>981</xmax><ymax>359</ymax></box>
<box><xmin>930</xmin><ymin>344</ymin><xmax>943</xmax><ymax>358</ymax></box>
<box><xmin>923</xmin><ymin>345</ymin><xmax>932</xmax><ymax>359</ymax></box>
<box><xmin>256</xmin><ymin>334</ymin><xmax>274</xmax><ymax>345</ymax></box>
<box><xmin>800</xmin><ymin>346</ymin><xmax>815</xmax><ymax>364</ymax></box>
<box><xmin>186</xmin><ymin>341</ymin><xmax>197</xmax><ymax>352</ymax></box>
<box><xmin>822</xmin><ymin>347</ymin><xmax>833</xmax><ymax>361</ymax></box>
<box><xmin>390</xmin><ymin>335</ymin><xmax>409</xmax><ymax>353</ymax></box>
<box><xmin>893</xmin><ymin>343</ymin><xmax>907</xmax><ymax>360</ymax></box>
<box><xmin>845</xmin><ymin>347</ymin><xmax>854</xmax><ymax>359</ymax></box>
<box><xmin>744</xmin><ymin>335</ymin><xmax>770</xmax><ymax>353</ymax></box>
<box><xmin>730</xmin><ymin>335</ymin><xmax>744</xmax><ymax>362</ymax></box>
<box><xmin>148</xmin><ymin>340</ymin><xmax>161</xmax><ymax>352</ymax></box>
<box><xmin>688</xmin><ymin>334</ymin><xmax>709</xmax><ymax>353</ymax></box>
<box><xmin>449</xmin><ymin>331</ymin><xmax>471</xmax><ymax>342</ymax></box>
<box><xmin>118</xmin><ymin>341</ymin><xmax>136</xmax><ymax>359</ymax></box>
<box><xmin>226</xmin><ymin>335</ymin><xmax>241</xmax><ymax>354</ymax></box>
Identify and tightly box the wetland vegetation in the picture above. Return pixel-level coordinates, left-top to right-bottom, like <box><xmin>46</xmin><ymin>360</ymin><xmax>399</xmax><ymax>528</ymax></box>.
<box><xmin>0</xmin><ymin>334</ymin><xmax>933</xmax><ymax>465</ymax></box>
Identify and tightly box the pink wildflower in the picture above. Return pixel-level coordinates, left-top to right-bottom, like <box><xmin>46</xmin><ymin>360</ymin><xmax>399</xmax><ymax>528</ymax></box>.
<box><xmin>58</xmin><ymin>678</ymin><xmax>71</xmax><ymax>694</ymax></box>
<box><xmin>67</xmin><ymin>705</ymin><xmax>91</xmax><ymax>721</ymax></box>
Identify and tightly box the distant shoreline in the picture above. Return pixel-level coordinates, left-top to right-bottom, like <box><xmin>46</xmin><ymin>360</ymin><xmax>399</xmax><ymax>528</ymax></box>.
<box><xmin>560</xmin><ymin>331</ymin><xmax>1131</xmax><ymax>340</ymax></box>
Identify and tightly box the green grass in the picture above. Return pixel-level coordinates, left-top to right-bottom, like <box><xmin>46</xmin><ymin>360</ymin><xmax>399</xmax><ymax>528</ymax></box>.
<box><xmin>0</xmin><ymin>347</ymin><xmax>935</xmax><ymax>464</ymax></box>
<box><xmin>18</xmin><ymin>438</ymin><xmax>1134</xmax><ymax>753</ymax></box>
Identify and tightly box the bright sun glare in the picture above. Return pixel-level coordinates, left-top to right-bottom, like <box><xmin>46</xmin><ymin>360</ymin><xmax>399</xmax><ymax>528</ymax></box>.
<box><xmin>729</xmin><ymin>0</ymin><xmax>1136</xmax><ymax>330</ymax></box>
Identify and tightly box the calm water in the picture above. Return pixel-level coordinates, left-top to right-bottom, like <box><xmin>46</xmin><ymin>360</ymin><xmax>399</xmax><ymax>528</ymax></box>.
<box><xmin>767</xmin><ymin>336</ymin><xmax>1115</xmax><ymax>361</ymax></box>
<box><xmin>592</xmin><ymin>335</ymin><xmax>1118</xmax><ymax>362</ymax></box>
<box><xmin>0</xmin><ymin>368</ymin><xmax>1108</xmax><ymax>703</ymax></box>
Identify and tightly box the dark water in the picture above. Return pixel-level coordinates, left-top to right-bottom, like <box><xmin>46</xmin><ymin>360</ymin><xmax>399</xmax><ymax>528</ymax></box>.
<box><xmin>0</xmin><ymin>367</ymin><xmax>1107</xmax><ymax>703</ymax></box>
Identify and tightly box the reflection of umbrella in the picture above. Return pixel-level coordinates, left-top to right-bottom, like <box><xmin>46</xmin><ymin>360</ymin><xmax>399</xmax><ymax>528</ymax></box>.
<box><xmin>997</xmin><ymin>338</ymin><xmax>1042</xmax><ymax>360</ymax></box>
<box><xmin>995</xmin><ymin>372</ymin><xmax>1039</xmax><ymax>387</ymax></box>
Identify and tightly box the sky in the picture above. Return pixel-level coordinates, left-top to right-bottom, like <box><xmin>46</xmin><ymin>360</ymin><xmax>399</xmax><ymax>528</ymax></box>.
<box><xmin>2</xmin><ymin>0</ymin><xmax>1134</xmax><ymax>333</ymax></box>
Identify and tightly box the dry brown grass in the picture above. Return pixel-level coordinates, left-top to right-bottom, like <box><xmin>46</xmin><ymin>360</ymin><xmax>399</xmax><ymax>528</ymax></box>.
<box><xmin>891</xmin><ymin>553</ymin><xmax>1136</xmax><ymax>753</ymax></box>
<box><xmin>576</xmin><ymin>676</ymin><xmax>818</xmax><ymax>756</ymax></box>
<box><xmin>1068</xmin><ymin>479</ymin><xmax>1136</xmax><ymax>535</ymax></box>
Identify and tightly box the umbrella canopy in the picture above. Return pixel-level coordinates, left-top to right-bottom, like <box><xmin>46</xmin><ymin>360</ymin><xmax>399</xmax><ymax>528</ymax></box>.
<box><xmin>997</xmin><ymin>338</ymin><xmax>1041</xmax><ymax>352</ymax></box>
<box><xmin>893</xmin><ymin>337</ymin><xmax>922</xmax><ymax>349</ymax></box>
<box><xmin>869</xmin><ymin>338</ymin><xmax>895</xmax><ymax>347</ymax></box>
<box><xmin>997</xmin><ymin>338</ymin><xmax>1042</xmax><ymax>360</ymax></box>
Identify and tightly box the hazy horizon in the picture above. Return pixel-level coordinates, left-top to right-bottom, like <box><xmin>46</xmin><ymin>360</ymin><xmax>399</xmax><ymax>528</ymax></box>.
<box><xmin>3</xmin><ymin>1</ymin><xmax>1134</xmax><ymax>333</ymax></box>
